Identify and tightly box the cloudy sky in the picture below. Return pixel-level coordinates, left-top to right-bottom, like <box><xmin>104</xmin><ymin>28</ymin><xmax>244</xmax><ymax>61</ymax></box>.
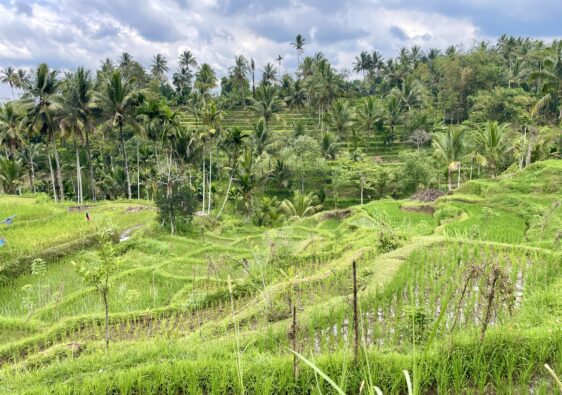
<box><xmin>0</xmin><ymin>0</ymin><xmax>561</xmax><ymax>99</ymax></box>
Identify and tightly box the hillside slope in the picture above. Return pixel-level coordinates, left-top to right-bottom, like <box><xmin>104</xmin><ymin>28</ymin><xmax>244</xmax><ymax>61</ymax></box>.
<box><xmin>0</xmin><ymin>160</ymin><xmax>560</xmax><ymax>394</ymax></box>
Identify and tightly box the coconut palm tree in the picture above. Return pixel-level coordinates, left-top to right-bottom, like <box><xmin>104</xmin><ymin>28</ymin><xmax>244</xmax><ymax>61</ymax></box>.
<box><xmin>151</xmin><ymin>54</ymin><xmax>169</xmax><ymax>81</ymax></box>
<box><xmin>250</xmin><ymin>58</ymin><xmax>256</xmax><ymax>99</ymax></box>
<box><xmin>432</xmin><ymin>128</ymin><xmax>466</xmax><ymax>190</ymax></box>
<box><xmin>24</xmin><ymin>63</ymin><xmax>63</xmax><ymax>202</ymax></box>
<box><xmin>15</xmin><ymin>69</ymin><xmax>30</xmax><ymax>91</ymax></box>
<box><xmin>529</xmin><ymin>42</ymin><xmax>562</xmax><ymax>121</ymax></box>
<box><xmin>321</xmin><ymin>131</ymin><xmax>340</xmax><ymax>159</ymax></box>
<box><xmin>229</xmin><ymin>55</ymin><xmax>250</xmax><ymax>107</ymax></box>
<box><xmin>276</xmin><ymin>55</ymin><xmax>284</xmax><ymax>76</ymax></box>
<box><xmin>280</xmin><ymin>191</ymin><xmax>320</xmax><ymax>219</ymax></box>
<box><xmin>353</xmin><ymin>51</ymin><xmax>371</xmax><ymax>78</ymax></box>
<box><xmin>356</xmin><ymin>96</ymin><xmax>381</xmax><ymax>141</ymax></box>
<box><xmin>262</xmin><ymin>63</ymin><xmax>278</xmax><ymax>85</ymax></box>
<box><xmin>327</xmin><ymin>100</ymin><xmax>354</xmax><ymax>140</ymax></box>
<box><xmin>194</xmin><ymin>63</ymin><xmax>217</xmax><ymax>95</ymax></box>
<box><xmin>472</xmin><ymin>122</ymin><xmax>509</xmax><ymax>177</ymax></box>
<box><xmin>0</xmin><ymin>103</ymin><xmax>24</xmax><ymax>158</ymax></box>
<box><xmin>95</xmin><ymin>70</ymin><xmax>139</xmax><ymax>199</ymax></box>
<box><xmin>179</xmin><ymin>50</ymin><xmax>197</xmax><ymax>71</ymax></box>
<box><xmin>20</xmin><ymin>142</ymin><xmax>41</xmax><ymax>194</ymax></box>
<box><xmin>0</xmin><ymin>155</ymin><xmax>24</xmax><ymax>194</ymax></box>
<box><xmin>291</xmin><ymin>34</ymin><xmax>306</xmax><ymax>69</ymax></box>
<box><xmin>250</xmin><ymin>85</ymin><xmax>285</xmax><ymax>131</ymax></box>
<box><xmin>1</xmin><ymin>67</ymin><xmax>18</xmax><ymax>99</ymax></box>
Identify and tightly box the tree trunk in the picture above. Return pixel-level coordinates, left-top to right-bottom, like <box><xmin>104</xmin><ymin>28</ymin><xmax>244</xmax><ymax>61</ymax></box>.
<box><xmin>447</xmin><ymin>167</ymin><xmax>452</xmax><ymax>191</ymax></box>
<box><xmin>103</xmin><ymin>292</ymin><xmax>110</xmax><ymax>350</ymax></box>
<box><xmin>202</xmin><ymin>153</ymin><xmax>206</xmax><ymax>213</ymax></box>
<box><xmin>29</xmin><ymin>160</ymin><xmax>36</xmax><ymax>194</ymax></box>
<box><xmin>54</xmin><ymin>146</ymin><xmax>64</xmax><ymax>202</ymax></box>
<box><xmin>85</xmin><ymin>128</ymin><xmax>96</xmax><ymax>201</ymax></box>
<box><xmin>208</xmin><ymin>150</ymin><xmax>212</xmax><ymax>214</ymax></box>
<box><xmin>216</xmin><ymin>171</ymin><xmax>234</xmax><ymax>220</ymax></box>
<box><xmin>119</xmin><ymin>123</ymin><xmax>132</xmax><ymax>199</ymax></box>
<box><xmin>137</xmin><ymin>139</ymin><xmax>140</xmax><ymax>200</ymax></box>
<box><xmin>75</xmin><ymin>143</ymin><xmax>83</xmax><ymax>204</ymax></box>
<box><xmin>46</xmin><ymin>144</ymin><xmax>58</xmax><ymax>203</ymax></box>
<box><xmin>352</xmin><ymin>260</ymin><xmax>359</xmax><ymax>363</ymax></box>
<box><xmin>360</xmin><ymin>177</ymin><xmax>364</xmax><ymax>205</ymax></box>
<box><xmin>457</xmin><ymin>164</ymin><xmax>461</xmax><ymax>189</ymax></box>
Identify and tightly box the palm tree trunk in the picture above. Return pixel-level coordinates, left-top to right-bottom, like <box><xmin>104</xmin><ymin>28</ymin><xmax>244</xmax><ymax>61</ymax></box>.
<box><xmin>447</xmin><ymin>167</ymin><xmax>452</xmax><ymax>191</ymax></box>
<box><xmin>46</xmin><ymin>144</ymin><xmax>57</xmax><ymax>203</ymax></box>
<box><xmin>75</xmin><ymin>143</ymin><xmax>83</xmax><ymax>204</ymax></box>
<box><xmin>137</xmin><ymin>139</ymin><xmax>140</xmax><ymax>200</ymax></box>
<box><xmin>54</xmin><ymin>146</ymin><xmax>64</xmax><ymax>202</ymax></box>
<box><xmin>119</xmin><ymin>123</ymin><xmax>132</xmax><ymax>199</ymax></box>
<box><xmin>207</xmin><ymin>150</ymin><xmax>212</xmax><ymax>214</ymax></box>
<box><xmin>202</xmin><ymin>153</ymin><xmax>206</xmax><ymax>213</ymax></box>
<box><xmin>457</xmin><ymin>164</ymin><xmax>461</xmax><ymax>189</ymax></box>
<box><xmin>85</xmin><ymin>128</ymin><xmax>96</xmax><ymax>201</ymax></box>
<box><xmin>216</xmin><ymin>171</ymin><xmax>234</xmax><ymax>220</ymax></box>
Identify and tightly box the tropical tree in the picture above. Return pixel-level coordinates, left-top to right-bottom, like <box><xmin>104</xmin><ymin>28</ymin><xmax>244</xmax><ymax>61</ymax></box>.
<box><xmin>250</xmin><ymin>58</ymin><xmax>256</xmax><ymax>99</ymax></box>
<box><xmin>291</xmin><ymin>34</ymin><xmax>306</xmax><ymax>69</ymax></box>
<box><xmin>24</xmin><ymin>63</ymin><xmax>64</xmax><ymax>202</ymax></box>
<box><xmin>96</xmin><ymin>70</ymin><xmax>139</xmax><ymax>199</ymax></box>
<box><xmin>432</xmin><ymin>128</ymin><xmax>466</xmax><ymax>190</ymax></box>
<box><xmin>472</xmin><ymin>121</ymin><xmax>510</xmax><ymax>177</ymax></box>
<box><xmin>250</xmin><ymin>85</ymin><xmax>285</xmax><ymax>131</ymax></box>
<box><xmin>195</xmin><ymin>63</ymin><xmax>217</xmax><ymax>95</ymax></box>
<box><xmin>356</xmin><ymin>97</ymin><xmax>381</xmax><ymax>141</ymax></box>
<box><xmin>280</xmin><ymin>191</ymin><xmax>320</xmax><ymax>219</ymax></box>
<box><xmin>179</xmin><ymin>50</ymin><xmax>197</xmax><ymax>71</ymax></box>
<box><xmin>230</xmin><ymin>55</ymin><xmax>250</xmax><ymax>107</ymax></box>
<box><xmin>327</xmin><ymin>100</ymin><xmax>354</xmax><ymax>140</ymax></box>
<box><xmin>353</xmin><ymin>51</ymin><xmax>371</xmax><ymax>78</ymax></box>
<box><xmin>0</xmin><ymin>155</ymin><xmax>24</xmax><ymax>194</ymax></box>
<box><xmin>151</xmin><ymin>54</ymin><xmax>169</xmax><ymax>81</ymax></box>
<box><xmin>0</xmin><ymin>103</ymin><xmax>24</xmax><ymax>158</ymax></box>
<box><xmin>529</xmin><ymin>42</ymin><xmax>562</xmax><ymax>121</ymax></box>
<box><xmin>262</xmin><ymin>63</ymin><xmax>278</xmax><ymax>85</ymax></box>
<box><xmin>1</xmin><ymin>67</ymin><xmax>18</xmax><ymax>99</ymax></box>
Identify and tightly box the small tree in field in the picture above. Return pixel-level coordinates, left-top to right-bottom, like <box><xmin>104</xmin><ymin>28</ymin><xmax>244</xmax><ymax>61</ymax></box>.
<box><xmin>73</xmin><ymin>227</ymin><xmax>118</xmax><ymax>349</ymax></box>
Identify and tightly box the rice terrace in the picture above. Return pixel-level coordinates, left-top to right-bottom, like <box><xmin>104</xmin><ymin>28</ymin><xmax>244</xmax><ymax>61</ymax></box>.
<box><xmin>0</xmin><ymin>1</ymin><xmax>562</xmax><ymax>394</ymax></box>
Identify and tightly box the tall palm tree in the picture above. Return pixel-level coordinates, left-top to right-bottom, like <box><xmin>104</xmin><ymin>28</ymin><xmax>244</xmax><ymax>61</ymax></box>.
<box><xmin>0</xmin><ymin>103</ymin><xmax>24</xmax><ymax>158</ymax></box>
<box><xmin>472</xmin><ymin>122</ymin><xmax>509</xmax><ymax>177</ymax></box>
<box><xmin>327</xmin><ymin>100</ymin><xmax>354</xmax><ymax>140</ymax></box>
<box><xmin>262</xmin><ymin>63</ymin><xmax>278</xmax><ymax>85</ymax></box>
<box><xmin>151</xmin><ymin>54</ymin><xmax>169</xmax><ymax>81</ymax></box>
<box><xmin>119</xmin><ymin>52</ymin><xmax>133</xmax><ymax>70</ymax></box>
<box><xmin>250</xmin><ymin>85</ymin><xmax>285</xmax><ymax>131</ymax></box>
<box><xmin>250</xmin><ymin>58</ymin><xmax>256</xmax><ymax>99</ymax></box>
<box><xmin>1</xmin><ymin>67</ymin><xmax>18</xmax><ymax>99</ymax></box>
<box><xmin>529</xmin><ymin>42</ymin><xmax>562</xmax><ymax>121</ymax></box>
<box><xmin>0</xmin><ymin>155</ymin><xmax>24</xmax><ymax>194</ymax></box>
<box><xmin>24</xmin><ymin>63</ymin><xmax>63</xmax><ymax>202</ymax></box>
<box><xmin>229</xmin><ymin>55</ymin><xmax>250</xmax><ymax>107</ymax></box>
<box><xmin>353</xmin><ymin>51</ymin><xmax>371</xmax><ymax>78</ymax></box>
<box><xmin>179</xmin><ymin>50</ymin><xmax>197</xmax><ymax>71</ymax></box>
<box><xmin>15</xmin><ymin>69</ymin><xmax>30</xmax><ymax>91</ymax></box>
<box><xmin>356</xmin><ymin>96</ymin><xmax>380</xmax><ymax>141</ymax></box>
<box><xmin>291</xmin><ymin>34</ymin><xmax>306</xmax><ymax>69</ymax></box>
<box><xmin>21</xmin><ymin>142</ymin><xmax>41</xmax><ymax>194</ymax></box>
<box><xmin>65</xmin><ymin>67</ymin><xmax>97</xmax><ymax>201</ymax></box>
<box><xmin>432</xmin><ymin>128</ymin><xmax>466</xmax><ymax>190</ymax></box>
<box><xmin>194</xmin><ymin>63</ymin><xmax>217</xmax><ymax>95</ymax></box>
<box><xmin>96</xmin><ymin>70</ymin><xmax>139</xmax><ymax>199</ymax></box>
<box><xmin>276</xmin><ymin>55</ymin><xmax>284</xmax><ymax>76</ymax></box>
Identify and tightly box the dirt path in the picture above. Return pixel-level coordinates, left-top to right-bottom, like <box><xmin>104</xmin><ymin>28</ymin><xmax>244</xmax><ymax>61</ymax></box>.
<box><xmin>119</xmin><ymin>225</ymin><xmax>145</xmax><ymax>242</ymax></box>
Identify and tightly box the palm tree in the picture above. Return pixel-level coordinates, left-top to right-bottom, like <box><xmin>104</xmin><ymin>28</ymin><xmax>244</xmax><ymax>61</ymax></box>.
<box><xmin>96</xmin><ymin>70</ymin><xmax>139</xmax><ymax>199</ymax></box>
<box><xmin>432</xmin><ymin>128</ymin><xmax>466</xmax><ymax>191</ymax></box>
<box><xmin>0</xmin><ymin>155</ymin><xmax>24</xmax><ymax>194</ymax></box>
<box><xmin>529</xmin><ymin>42</ymin><xmax>562</xmax><ymax>121</ymax></box>
<box><xmin>327</xmin><ymin>100</ymin><xmax>354</xmax><ymax>140</ymax></box>
<box><xmin>276</xmin><ymin>55</ymin><xmax>284</xmax><ymax>76</ymax></box>
<box><xmin>1</xmin><ymin>67</ymin><xmax>18</xmax><ymax>99</ymax></box>
<box><xmin>229</xmin><ymin>55</ymin><xmax>250</xmax><ymax>107</ymax></box>
<box><xmin>250</xmin><ymin>58</ymin><xmax>256</xmax><ymax>99</ymax></box>
<box><xmin>119</xmin><ymin>52</ymin><xmax>133</xmax><ymax>70</ymax></box>
<box><xmin>291</xmin><ymin>34</ymin><xmax>306</xmax><ymax>69</ymax></box>
<box><xmin>251</xmin><ymin>118</ymin><xmax>269</xmax><ymax>155</ymax></box>
<box><xmin>321</xmin><ymin>131</ymin><xmax>340</xmax><ymax>159</ymax></box>
<box><xmin>179</xmin><ymin>50</ymin><xmax>197</xmax><ymax>71</ymax></box>
<box><xmin>65</xmin><ymin>67</ymin><xmax>97</xmax><ymax>201</ymax></box>
<box><xmin>285</xmin><ymin>79</ymin><xmax>307</xmax><ymax>110</ymax></box>
<box><xmin>353</xmin><ymin>51</ymin><xmax>371</xmax><ymax>78</ymax></box>
<box><xmin>151</xmin><ymin>54</ymin><xmax>169</xmax><ymax>81</ymax></box>
<box><xmin>356</xmin><ymin>97</ymin><xmax>380</xmax><ymax>141</ymax></box>
<box><xmin>21</xmin><ymin>142</ymin><xmax>41</xmax><ymax>194</ymax></box>
<box><xmin>410</xmin><ymin>45</ymin><xmax>423</xmax><ymax>68</ymax></box>
<box><xmin>262</xmin><ymin>63</ymin><xmax>278</xmax><ymax>85</ymax></box>
<box><xmin>194</xmin><ymin>63</ymin><xmax>217</xmax><ymax>95</ymax></box>
<box><xmin>0</xmin><ymin>103</ymin><xmax>24</xmax><ymax>158</ymax></box>
<box><xmin>250</xmin><ymin>85</ymin><xmax>285</xmax><ymax>131</ymax></box>
<box><xmin>472</xmin><ymin>122</ymin><xmax>509</xmax><ymax>177</ymax></box>
<box><xmin>280</xmin><ymin>191</ymin><xmax>320</xmax><ymax>219</ymax></box>
<box><xmin>24</xmin><ymin>63</ymin><xmax>63</xmax><ymax>202</ymax></box>
<box><xmin>15</xmin><ymin>69</ymin><xmax>30</xmax><ymax>91</ymax></box>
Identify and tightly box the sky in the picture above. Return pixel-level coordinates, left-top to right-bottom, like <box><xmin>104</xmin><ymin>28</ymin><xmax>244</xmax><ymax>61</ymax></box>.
<box><xmin>0</xmin><ymin>0</ymin><xmax>561</xmax><ymax>100</ymax></box>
